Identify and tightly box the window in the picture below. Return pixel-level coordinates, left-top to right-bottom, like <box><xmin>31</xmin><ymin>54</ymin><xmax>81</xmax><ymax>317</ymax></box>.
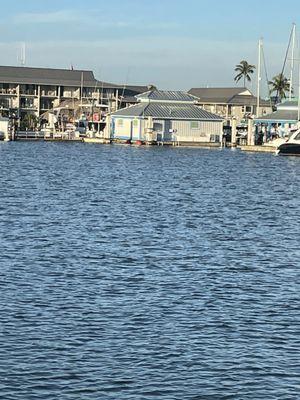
<box><xmin>242</xmin><ymin>106</ymin><xmax>252</xmax><ymax>113</ymax></box>
<box><xmin>132</xmin><ymin>119</ymin><xmax>138</xmax><ymax>127</ymax></box>
<box><xmin>117</xmin><ymin>119</ymin><xmax>123</xmax><ymax>126</ymax></box>
<box><xmin>190</xmin><ymin>121</ymin><xmax>199</xmax><ymax>129</ymax></box>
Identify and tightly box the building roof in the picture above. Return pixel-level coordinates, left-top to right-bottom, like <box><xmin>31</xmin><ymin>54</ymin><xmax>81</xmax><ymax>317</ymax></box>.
<box><xmin>136</xmin><ymin>89</ymin><xmax>197</xmax><ymax>102</ymax></box>
<box><xmin>111</xmin><ymin>102</ymin><xmax>223</xmax><ymax>121</ymax></box>
<box><xmin>188</xmin><ymin>87</ymin><xmax>271</xmax><ymax>107</ymax></box>
<box><xmin>120</xmin><ymin>96</ymin><xmax>139</xmax><ymax>104</ymax></box>
<box><xmin>255</xmin><ymin>109</ymin><xmax>298</xmax><ymax>122</ymax></box>
<box><xmin>188</xmin><ymin>87</ymin><xmax>250</xmax><ymax>102</ymax></box>
<box><xmin>276</xmin><ymin>100</ymin><xmax>299</xmax><ymax>110</ymax></box>
<box><xmin>189</xmin><ymin>87</ymin><xmax>252</xmax><ymax>103</ymax></box>
<box><xmin>124</xmin><ymin>85</ymin><xmax>150</xmax><ymax>94</ymax></box>
<box><xmin>0</xmin><ymin>65</ymin><xmax>118</xmax><ymax>88</ymax></box>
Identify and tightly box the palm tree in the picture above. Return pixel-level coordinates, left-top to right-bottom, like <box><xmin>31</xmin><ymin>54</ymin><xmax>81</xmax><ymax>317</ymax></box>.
<box><xmin>268</xmin><ymin>73</ymin><xmax>291</xmax><ymax>102</ymax></box>
<box><xmin>234</xmin><ymin>60</ymin><xmax>256</xmax><ymax>87</ymax></box>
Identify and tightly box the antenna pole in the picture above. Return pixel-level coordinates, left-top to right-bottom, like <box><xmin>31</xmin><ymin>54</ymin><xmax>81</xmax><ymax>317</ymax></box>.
<box><xmin>20</xmin><ymin>42</ymin><xmax>26</xmax><ymax>66</ymax></box>
<box><xmin>256</xmin><ymin>38</ymin><xmax>262</xmax><ymax>118</ymax></box>
<box><xmin>289</xmin><ymin>23</ymin><xmax>296</xmax><ymax>100</ymax></box>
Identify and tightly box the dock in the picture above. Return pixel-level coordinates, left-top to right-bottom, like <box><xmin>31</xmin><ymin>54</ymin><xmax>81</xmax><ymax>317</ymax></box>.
<box><xmin>83</xmin><ymin>138</ymin><xmax>111</xmax><ymax>144</ymax></box>
<box><xmin>44</xmin><ymin>137</ymin><xmax>83</xmax><ymax>142</ymax></box>
<box><xmin>239</xmin><ymin>145</ymin><xmax>277</xmax><ymax>153</ymax></box>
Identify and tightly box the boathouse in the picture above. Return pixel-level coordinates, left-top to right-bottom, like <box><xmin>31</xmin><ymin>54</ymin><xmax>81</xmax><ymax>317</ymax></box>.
<box><xmin>254</xmin><ymin>99</ymin><xmax>300</xmax><ymax>142</ymax></box>
<box><xmin>110</xmin><ymin>90</ymin><xmax>224</xmax><ymax>144</ymax></box>
<box><xmin>254</xmin><ymin>100</ymin><xmax>299</xmax><ymax>135</ymax></box>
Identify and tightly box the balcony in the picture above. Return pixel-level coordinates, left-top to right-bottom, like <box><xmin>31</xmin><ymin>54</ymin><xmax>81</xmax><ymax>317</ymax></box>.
<box><xmin>20</xmin><ymin>90</ymin><xmax>37</xmax><ymax>96</ymax></box>
<box><xmin>40</xmin><ymin>103</ymin><xmax>53</xmax><ymax>110</ymax></box>
<box><xmin>20</xmin><ymin>102</ymin><xmax>37</xmax><ymax>110</ymax></box>
<box><xmin>41</xmin><ymin>90</ymin><xmax>57</xmax><ymax>97</ymax></box>
<box><xmin>62</xmin><ymin>91</ymin><xmax>78</xmax><ymax>98</ymax></box>
<box><xmin>0</xmin><ymin>88</ymin><xmax>17</xmax><ymax>95</ymax></box>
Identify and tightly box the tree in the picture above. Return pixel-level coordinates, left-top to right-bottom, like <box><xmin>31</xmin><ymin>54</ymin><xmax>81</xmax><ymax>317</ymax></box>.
<box><xmin>147</xmin><ymin>84</ymin><xmax>157</xmax><ymax>91</ymax></box>
<box><xmin>234</xmin><ymin>60</ymin><xmax>256</xmax><ymax>87</ymax></box>
<box><xmin>20</xmin><ymin>114</ymin><xmax>38</xmax><ymax>131</ymax></box>
<box><xmin>268</xmin><ymin>73</ymin><xmax>291</xmax><ymax>102</ymax></box>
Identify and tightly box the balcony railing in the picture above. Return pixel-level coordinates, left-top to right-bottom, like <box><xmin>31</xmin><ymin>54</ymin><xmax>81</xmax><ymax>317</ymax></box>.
<box><xmin>41</xmin><ymin>91</ymin><xmax>57</xmax><ymax>97</ymax></box>
<box><xmin>62</xmin><ymin>91</ymin><xmax>77</xmax><ymax>98</ymax></box>
<box><xmin>20</xmin><ymin>103</ymin><xmax>37</xmax><ymax>109</ymax></box>
<box><xmin>0</xmin><ymin>88</ymin><xmax>17</xmax><ymax>95</ymax></box>
<box><xmin>20</xmin><ymin>91</ymin><xmax>37</xmax><ymax>96</ymax></box>
<box><xmin>41</xmin><ymin>104</ymin><xmax>52</xmax><ymax>110</ymax></box>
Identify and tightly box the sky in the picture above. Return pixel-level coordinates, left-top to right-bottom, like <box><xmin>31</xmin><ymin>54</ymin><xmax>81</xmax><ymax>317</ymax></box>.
<box><xmin>0</xmin><ymin>0</ymin><xmax>299</xmax><ymax>94</ymax></box>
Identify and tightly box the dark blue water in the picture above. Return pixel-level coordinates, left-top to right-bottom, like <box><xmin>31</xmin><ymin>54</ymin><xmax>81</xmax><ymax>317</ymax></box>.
<box><xmin>0</xmin><ymin>142</ymin><xmax>299</xmax><ymax>399</ymax></box>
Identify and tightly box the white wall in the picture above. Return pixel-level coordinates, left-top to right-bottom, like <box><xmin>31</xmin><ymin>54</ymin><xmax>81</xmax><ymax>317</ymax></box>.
<box><xmin>171</xmin><ymin>120</ymin><xmax>222</xmax><ymax>142</ymax></box>
<box><xmin>113</xmin><ymin>117</ymin><xmax>132</xmax><ymax>139</ymax></box>
<box><xmin>0</xmin><ymin>118</ymin><xmax>9</xmax><ymax>137</ymax></box>
<box><xmin>131</xmin><ymin>119</ymin><xmax>141</xmax><ymax>140</ymax></box>
<box><xmin>112</xmin><ymin>117</ymin><xmax>223</xmax><ymax>142</ymax></box>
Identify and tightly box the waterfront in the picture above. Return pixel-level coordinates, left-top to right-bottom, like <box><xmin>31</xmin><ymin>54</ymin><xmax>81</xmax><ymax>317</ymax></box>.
<box><xmin>0</xmin><ymin>142</ymin><xmax>300</xmax><ymax>399</ymax></box>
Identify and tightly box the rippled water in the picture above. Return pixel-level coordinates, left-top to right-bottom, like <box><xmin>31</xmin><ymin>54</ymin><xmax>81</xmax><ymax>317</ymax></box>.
<box><xmin>0</xmin><ymin>142</ymin><xmax>299</xmax><ymax>399</ymax></box>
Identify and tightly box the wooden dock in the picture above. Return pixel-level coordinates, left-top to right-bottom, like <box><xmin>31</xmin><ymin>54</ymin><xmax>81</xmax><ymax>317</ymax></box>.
<box><xmin>239</xmin><ymin>145</ymin><xmax>277</xmax><ymax>153</ymax></box>
<box><xmin>83</xmin><ymin>138</ymin><xmax>111</xmax><ymax>144</ymax></box>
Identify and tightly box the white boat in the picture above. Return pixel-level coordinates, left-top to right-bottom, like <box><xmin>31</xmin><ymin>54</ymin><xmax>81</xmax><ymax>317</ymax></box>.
<box><xmin>277</xmin><ymin>128</ymin><xmax>300</xmax><ymax>155</ymax></box>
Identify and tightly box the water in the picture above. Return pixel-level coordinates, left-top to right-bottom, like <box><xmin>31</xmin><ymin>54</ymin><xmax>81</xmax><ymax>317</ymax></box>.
<box><xmin>0</xmin><ymin>142</ymin><xmax>299</xmax><ymax>399</ymax></box>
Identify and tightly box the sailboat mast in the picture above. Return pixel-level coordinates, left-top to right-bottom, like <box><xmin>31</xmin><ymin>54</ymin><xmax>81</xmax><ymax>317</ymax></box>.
<box><xmin>80</xmin><ymin>72</ymin><xmax>84</xmax><ymax>101</ymax></box>
<box><xmin>297</xmin><ymin>54</ymin><xmax>300</xmax><ymax>121</ymax></box>
<box><xmin>289</xmin><ymin>23</ymin><xmax>296</xmax><ymax>101</ymax></box>
<box><xmin>256</xmin><ymin>38</ymin><xmax>262</xmax><ymax>118</ymax></box>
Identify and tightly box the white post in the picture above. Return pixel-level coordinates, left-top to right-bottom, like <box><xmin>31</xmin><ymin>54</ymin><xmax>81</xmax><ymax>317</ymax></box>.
<box><xmin>115</xmin><ymin>89</ymin><xmax>119</xmax><ymax>111</ymax></box>
<box><xmin>247</xmin><ymin>118</ymin><xmax>254</xmax><ymax>145</ymax></box>
<box><xmin>231</xmin><ymin>118</ymin><xmax>237</xmax><ymax>147</ymax></box>
<box><xmin>256</xmin><ymin>38</ymin><xmax>262</xmax><ymax>118</ymax></box>
<box><xmin>103</xmin><ymin>115</ymin><xmax>111</xmax><ymax>140</ymax></box>
<box><xmin>289</xmin><ymin>23</ymin><xmax>296</xmax><ymax>101</ymax></box>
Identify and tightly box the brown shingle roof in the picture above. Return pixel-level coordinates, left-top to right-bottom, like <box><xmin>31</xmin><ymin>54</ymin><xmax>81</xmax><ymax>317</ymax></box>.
<box><xmin>0</xmin><ymin>65</ymin><xmax>118</xmax><ymax>88</ymax></box>
<box><xmin>188</xmin><ymin>87</ymin><xmax>271</xmax><ymax>107</ymax></box>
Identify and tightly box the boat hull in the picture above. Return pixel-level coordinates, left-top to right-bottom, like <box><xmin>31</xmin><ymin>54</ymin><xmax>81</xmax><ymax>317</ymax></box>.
<box><xmin>278</xmin><ymin>143</ymin><xmax>300</xmax><ymax>156</ymax></box>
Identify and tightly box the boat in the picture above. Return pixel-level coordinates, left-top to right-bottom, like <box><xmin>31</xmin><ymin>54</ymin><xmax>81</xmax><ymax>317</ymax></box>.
<box><xmin>277</xmin><ymin>128</ymin><xmax>300</xmax><ymax>155</ymax></box>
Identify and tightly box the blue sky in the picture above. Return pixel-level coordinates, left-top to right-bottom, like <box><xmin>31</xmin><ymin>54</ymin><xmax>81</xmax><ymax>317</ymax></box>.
<box><xmin>0</xmin><ymin>0</ymin><xmax>299</xmax><ymax>93</ymax></box>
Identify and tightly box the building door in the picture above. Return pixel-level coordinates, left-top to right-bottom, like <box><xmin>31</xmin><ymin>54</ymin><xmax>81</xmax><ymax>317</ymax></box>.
<box><xmin>153</xmin><ymin>122</ymin><xmax>163</xmax><ymax>141</ymax></box>
<box><xmin>164</xmin><ymin>120</ymin><xmax>172</xmax><ymax>141</ymax></box>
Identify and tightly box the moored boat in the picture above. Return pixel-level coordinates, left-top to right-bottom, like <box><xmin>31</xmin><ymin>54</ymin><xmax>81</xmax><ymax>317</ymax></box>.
<box><xmin>277</xmin><ymin>128</ymin><xmax>300</xmax><ymax>156</ymax></box>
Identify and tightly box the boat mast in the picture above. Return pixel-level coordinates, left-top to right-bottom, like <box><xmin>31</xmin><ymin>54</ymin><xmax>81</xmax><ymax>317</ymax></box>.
<box><xmin>289</xmin><ymin>23</ymin><xmax>296</xmax><ymax>101</ymax></box>
<box><xmin>80</xmin><ymin>71</ymin><xmax>84</xmax><ymax>118</ymax></box>
<box><xmin>256</xmin><ymin>38</ymin><xmax>262</xmax><ymax>118</ymax></box>
<box><xmin>298</xmin><ymin>52</ymin><xmax>300</xmax><ymax>121</ymax></box>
